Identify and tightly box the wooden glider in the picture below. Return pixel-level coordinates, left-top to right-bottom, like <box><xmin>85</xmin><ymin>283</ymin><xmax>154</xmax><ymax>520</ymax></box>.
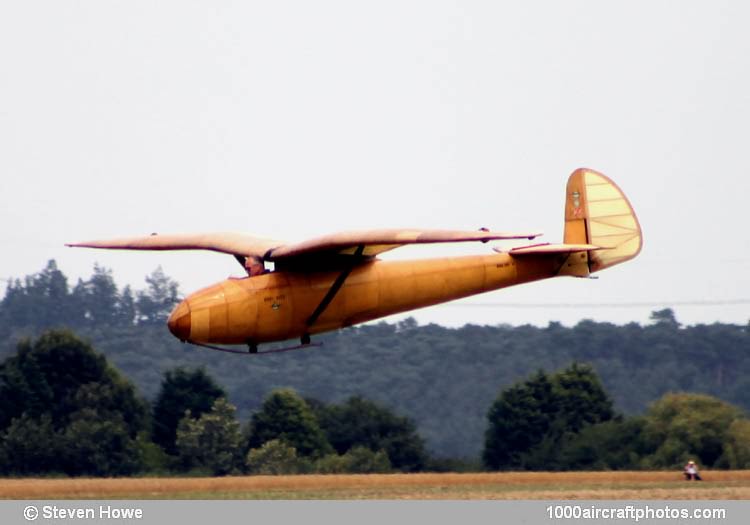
<box><xmin>67</xmin><ymin>168</ymin><xmax>642</xmax><ymax>353</ymax></box>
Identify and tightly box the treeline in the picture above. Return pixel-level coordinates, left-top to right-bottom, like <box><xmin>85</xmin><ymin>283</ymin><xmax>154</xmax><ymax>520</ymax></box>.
<box><xmin>0</xmin><ymin>260</ymin><xmax>179</xmax><ymax>329</ymax></box>
<box><xmin>0</xmin><ymin>330</ymin><xmax>427</xmax><ymax>476</ymax></box>
<box><xmin>1</xmin><ymin>261</ymin><xmax>749</xmax><ymax>460</ymax></box>
<box><xmin>2</xmin><ymin>330</ymin><xmax>748</xmax><ymax>477</ymax></box>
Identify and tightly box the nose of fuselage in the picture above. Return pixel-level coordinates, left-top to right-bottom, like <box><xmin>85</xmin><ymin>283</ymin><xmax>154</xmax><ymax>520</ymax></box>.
<box><xmin>167</xmin><ymin>300</ymin><xmax>191</xmax><ymax>341</ymax></box>
<box><xmin>167</xmin><ymin>281</ymin><xmax>233</xmax><ymax>343</ymax></box>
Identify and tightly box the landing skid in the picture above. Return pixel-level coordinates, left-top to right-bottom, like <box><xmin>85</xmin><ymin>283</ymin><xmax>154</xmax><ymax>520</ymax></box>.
<box><xmin>187</xmin><ymin>340</ymin><xmax>322</xmax><ymax>356</ymax></box>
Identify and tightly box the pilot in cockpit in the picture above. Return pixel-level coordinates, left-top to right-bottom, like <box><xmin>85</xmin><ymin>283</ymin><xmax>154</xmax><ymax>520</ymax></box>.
<box><xmin>245</xmin><ymin>255</ymin><xmax>268</xmax><ymax>276</ymax></box>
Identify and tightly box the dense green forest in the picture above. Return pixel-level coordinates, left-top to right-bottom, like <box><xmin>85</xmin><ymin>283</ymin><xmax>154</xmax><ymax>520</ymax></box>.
<box><xmin>0</xmin><ymin>330</ymin><xmax>427</xmax><ymax>475</ymax></box>
<box><xmin>3</xmin><ymin>329</ymin><xmax>749</xmax><ymax>476</ymax></box>
<box><xmin>1</xmin><ymin>261</ymin><xmax>749</xmax><ymax>460</ymax></box>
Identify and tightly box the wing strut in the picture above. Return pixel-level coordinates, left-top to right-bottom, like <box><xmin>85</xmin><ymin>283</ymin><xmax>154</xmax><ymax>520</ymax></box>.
<box><xmin>305</xmin><ymin>244</ymin><xmax>366</xmax><ymax>329</ymax></box>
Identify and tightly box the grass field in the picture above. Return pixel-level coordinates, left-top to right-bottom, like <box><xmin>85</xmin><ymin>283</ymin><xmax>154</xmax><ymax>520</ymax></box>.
<box><xmin>3</xmin><ymin>471</ymin><xmax>750</xmax><ymax>499</ymax></box>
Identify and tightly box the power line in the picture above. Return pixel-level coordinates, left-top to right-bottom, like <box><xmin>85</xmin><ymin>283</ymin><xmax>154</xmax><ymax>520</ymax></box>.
<box><xmin>446</xmin><ymin>299</ymin><xmax>750</xmax><ymax>309</ymax></box>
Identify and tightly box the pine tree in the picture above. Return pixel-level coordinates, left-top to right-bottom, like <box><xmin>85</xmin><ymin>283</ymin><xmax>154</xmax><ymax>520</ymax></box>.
<box><xmin>136</xmin><ymin>267</ymin><xmax>180</xmax><ymax>325</ymax></box>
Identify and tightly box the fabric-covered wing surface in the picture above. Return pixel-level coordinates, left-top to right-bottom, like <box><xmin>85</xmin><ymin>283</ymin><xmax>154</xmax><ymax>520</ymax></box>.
<box><xmin>66</xmin><ymin>232</ymin><xmax>284</xmax><ymax>260</ymax></box>
<box><xmin>67</xmin><ymin>228</ymin><xmax>542</xmax><ymax>270</ymax></box>
<box><xmin>267</xmin><ymin>229</ymin><xmax>542</xmax><ymax>260</ymax></box>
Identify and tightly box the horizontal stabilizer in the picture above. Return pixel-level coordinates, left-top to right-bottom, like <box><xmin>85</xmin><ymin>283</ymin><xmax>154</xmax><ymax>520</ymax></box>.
<box><xmin>507</xmin><ymin>243</ymin><xmax>603</xmax><ymax>256</ymax></box>
<box><xmin>507</xmin><ymin>243</ymin><xmax>605</xmax><ymax>277</ymax></box>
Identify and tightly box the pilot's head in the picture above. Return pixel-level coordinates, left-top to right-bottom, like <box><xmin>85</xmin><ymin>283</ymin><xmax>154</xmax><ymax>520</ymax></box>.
<box><xmin>246</xmin><ymin>256</ymin><xmax>265</xmax><ymax>276</ymax></box>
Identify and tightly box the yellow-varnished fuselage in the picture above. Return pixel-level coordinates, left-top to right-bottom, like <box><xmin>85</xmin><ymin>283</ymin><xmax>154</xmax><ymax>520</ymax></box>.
<box><xmin>169</xmin><ymin>252</ymin><xmax>563</xmax><ymax>345</ymax></box>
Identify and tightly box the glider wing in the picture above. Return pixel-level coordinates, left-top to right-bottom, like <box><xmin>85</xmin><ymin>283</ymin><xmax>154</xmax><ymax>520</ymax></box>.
<box><xmin>66</xmin><ymin>232</ymin><xmax>284</xmax><ymax>260</ymax></box>
<box><xmin>67</xmin><ymin>229</ymin><xmax>542</xmax><ymax>270</ymax></box>
<box><xmin>268</xmin><ymin>229</ymin><xmax>542</xmax><ymax>261</ymax></box>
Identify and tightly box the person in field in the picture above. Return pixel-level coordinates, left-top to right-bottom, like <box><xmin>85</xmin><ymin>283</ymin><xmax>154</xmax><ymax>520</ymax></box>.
<box><xmin>684</xmin><ymin>460</ymin><xmax>702</xmax><ymax>481</ymax></box>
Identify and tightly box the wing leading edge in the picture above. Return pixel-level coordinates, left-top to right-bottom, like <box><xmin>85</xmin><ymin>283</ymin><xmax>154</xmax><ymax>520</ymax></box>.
<box><xmin>67</xmin><ymin>228</ymin><xmax>542</xmax><ymax>268</ymax></box>
<box><xmin>268</xmin><ymin>229</ymin><xmax>542</xmax><ymax>260</ymax></box>
<box><xmin>66</xmin><ymin>232</ymin><xmax>284</xmax><ymax>260</ymax></box>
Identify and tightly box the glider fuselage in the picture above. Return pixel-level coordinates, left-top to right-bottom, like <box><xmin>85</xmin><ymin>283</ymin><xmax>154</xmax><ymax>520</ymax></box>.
<box><xmin>167</xmin><ymin>252</ymin><xmax>565</xmax><ymax>345</ymax></box>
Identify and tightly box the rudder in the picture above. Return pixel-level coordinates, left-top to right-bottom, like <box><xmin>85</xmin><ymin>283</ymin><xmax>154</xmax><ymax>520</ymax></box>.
<box><xmin>564</xmin><ymin>168</ymin><xmax>642</xmax><ymax>273</ymax></box>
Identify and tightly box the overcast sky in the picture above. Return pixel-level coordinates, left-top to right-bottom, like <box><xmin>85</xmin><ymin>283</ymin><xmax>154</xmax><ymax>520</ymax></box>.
<box><xmin>2</xmin><ymin>1</ymin><xmax>748</xmax><ymax>328</ymax></box>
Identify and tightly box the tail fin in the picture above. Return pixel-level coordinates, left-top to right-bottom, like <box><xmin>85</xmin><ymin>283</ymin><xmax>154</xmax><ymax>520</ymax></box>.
<box><xmin>564</xmin><ymin>168</ymin><xmax>642</xmax><ymax>273</ymax></box>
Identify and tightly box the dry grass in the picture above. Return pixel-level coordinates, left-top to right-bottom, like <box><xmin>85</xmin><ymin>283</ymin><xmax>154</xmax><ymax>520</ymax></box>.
<box><xmin>3</xmin><ymin>471</ymin><xmax>750</xmax><ymax>500</ymax></box>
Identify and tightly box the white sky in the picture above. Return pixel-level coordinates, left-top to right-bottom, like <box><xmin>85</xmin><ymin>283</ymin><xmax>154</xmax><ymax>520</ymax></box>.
<box><xmin>2</xmin><ymin>1</ymin><xmax>749</xmax><ymax>328</ymax></box>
